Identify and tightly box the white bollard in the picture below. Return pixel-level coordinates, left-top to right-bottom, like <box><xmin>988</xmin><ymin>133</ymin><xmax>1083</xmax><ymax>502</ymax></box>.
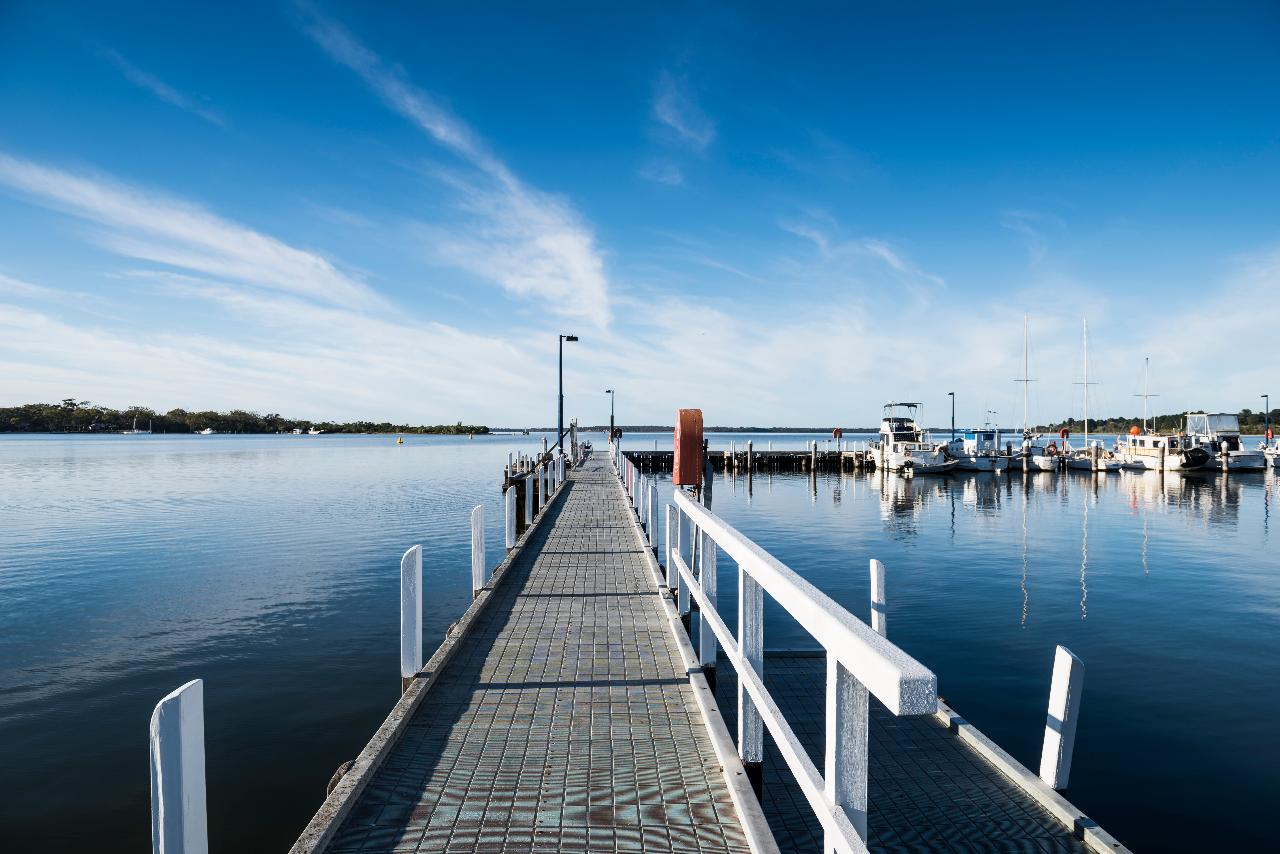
<box><xmin>869</xmin><ymin>559</ymin><xmax>886</xmax><ymax>637</ymax></box>
<box><xmin>401</xmin><ymin>545</ymin><xmax>422</xmax><ymax>679</ymax></box>
<box><xmin>1039</xmin><ymin>645</ymin><xmax>1085</xmax><ymax>790</ymax></box>
<box><xmin>471</xmin><ymin>505</ymin><xmax>485</xmax><ymax>597</ymax></box>
<box><xmin>504</xmin><ymin>485</ymin><xmax>516</xmax><ymax>551</ymax></box>
<box><xmin>150</xmin><ymin>679</ymin><xmax>207</xmax><ymax>854</ymax></box>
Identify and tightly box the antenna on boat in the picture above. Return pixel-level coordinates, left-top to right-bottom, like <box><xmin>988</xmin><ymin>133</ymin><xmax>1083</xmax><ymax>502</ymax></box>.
<box><xmin>1133</xmin><ymin>356</ymin><xmax>1159</xmax><ymax>434</ymax></box>
<box><xmin>1015</xmin><ymin>314</ymin><xmax>1036</xmax><ymax>436</ymax></box>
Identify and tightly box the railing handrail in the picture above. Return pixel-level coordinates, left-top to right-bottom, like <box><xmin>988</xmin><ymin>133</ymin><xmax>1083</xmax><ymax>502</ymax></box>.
<box><xmin>672</xmin><ymin>488</ymin><xmax>936</xmax><ymax>715</ymax></box>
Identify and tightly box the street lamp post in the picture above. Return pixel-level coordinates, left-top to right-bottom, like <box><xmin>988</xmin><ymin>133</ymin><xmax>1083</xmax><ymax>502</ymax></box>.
<box><xmin>1264</xmin><ymin>394</ymin><xmax>1271</xmax><ymax>442</ymax></box>
<box><xmin>557</xmin><ymin>334</ymin><xmax>578</xmax><ymax>452</ymax></box>
<box><xmin>605</xmin><ymin>389</ymin><xmax>615</xmax><ymax>439</ymax></box>
<box><xmin>948</xmin><ymin>392</ymin><xmax>955</xmax><ymax>440</ymax></box>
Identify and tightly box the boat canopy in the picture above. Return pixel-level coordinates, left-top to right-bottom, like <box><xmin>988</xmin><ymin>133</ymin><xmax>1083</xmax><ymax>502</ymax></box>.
<box><xmin>1186</xmin><ymin>412</ymin><xmax>1240</xmax><ymax>435</ymax></box>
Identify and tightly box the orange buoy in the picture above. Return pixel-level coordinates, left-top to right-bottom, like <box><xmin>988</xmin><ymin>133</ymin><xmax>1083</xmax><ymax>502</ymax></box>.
<box><xmin>1129</xmin><ymin>425</ymin><xmax>1142</xmax><ymax>436</ymax></box>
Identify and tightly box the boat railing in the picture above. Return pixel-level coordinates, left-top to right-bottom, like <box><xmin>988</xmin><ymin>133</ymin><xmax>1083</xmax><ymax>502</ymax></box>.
<box><xmin>665</xmin><ymin>487</ymin><xmax>937</xmax><ymax>854</ymax></box>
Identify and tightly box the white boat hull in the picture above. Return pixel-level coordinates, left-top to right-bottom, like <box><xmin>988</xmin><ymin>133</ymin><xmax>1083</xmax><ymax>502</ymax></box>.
<box><xmin>1017</xmin><ymin>454</ymin><xmax>1059</xmax><ymax>472</ymax></box>
<box><xmin>1212</xmin><ymin>451</ymin><xmax>1267</xmax><ymax>472</ymax></box>
<box><xmin>1066</xmin><ymin>455</ymin><xmax>1124</xmax><ymax>472</ymax></box>
<box><xmin>954</xmin><ymin>454</ymin><xmax>1010</xmax><ymax>472</ymax></box>
<box><xmin>882</xmin><ymin>448</ymin><xmax>955</xmax><ymax>474</ymax></box>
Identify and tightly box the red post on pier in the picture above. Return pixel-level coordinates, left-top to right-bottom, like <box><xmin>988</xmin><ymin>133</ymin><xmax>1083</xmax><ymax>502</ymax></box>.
<box><xmin>674</xmin><ymin>409</ymin><xmax>703</xmax><ymax>486</ymax></box>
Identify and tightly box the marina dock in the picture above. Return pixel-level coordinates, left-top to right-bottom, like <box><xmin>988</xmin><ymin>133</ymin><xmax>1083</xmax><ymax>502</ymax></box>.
<box><xmin>152</xmin><ymin>445</ymin><xmax>1129</xmax><ymax>853</ymax></box>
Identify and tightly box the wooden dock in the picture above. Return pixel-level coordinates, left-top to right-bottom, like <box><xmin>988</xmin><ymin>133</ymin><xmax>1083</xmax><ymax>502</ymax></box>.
<box><xmin>147</xmin><ymin>445</ymin><xmax>1127</xmax><ymax>852</ymax></box>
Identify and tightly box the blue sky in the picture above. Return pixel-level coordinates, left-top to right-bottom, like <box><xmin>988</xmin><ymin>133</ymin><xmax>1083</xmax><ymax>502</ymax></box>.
<box><xmin>1</xmin><ymin>1</ymin><xmax>1278</xmax><ymax>427</ymax></box>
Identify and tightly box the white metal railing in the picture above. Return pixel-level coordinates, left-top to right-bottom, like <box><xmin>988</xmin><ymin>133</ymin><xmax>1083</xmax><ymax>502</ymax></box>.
<box><xmin>666</xmin><ymin>487</ymin><xmax>937</xmax><ymax>854</ymax></box>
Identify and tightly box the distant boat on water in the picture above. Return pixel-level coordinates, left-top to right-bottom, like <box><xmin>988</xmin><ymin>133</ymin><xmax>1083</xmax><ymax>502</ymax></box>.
<box><xmin>198</xmin><ymin>427</ymin><xmax>216</xmax><ymax>435</ymax></box>
<box><xmin>122</xmin><ymin>416</ymin><xmax>151</xmax><ymax>435</ymax></box>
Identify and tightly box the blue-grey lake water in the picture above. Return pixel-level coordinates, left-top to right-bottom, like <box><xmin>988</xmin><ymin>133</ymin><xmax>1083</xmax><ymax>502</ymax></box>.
<box><xmin>1</xmin><ymin>432</ymin><xmax>1276</xmax><ymax>851</ymax></box>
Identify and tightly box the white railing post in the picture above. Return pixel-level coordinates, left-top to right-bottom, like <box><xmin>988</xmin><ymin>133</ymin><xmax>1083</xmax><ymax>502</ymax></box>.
<box><xmin>670</xmin><ymin>504</ymin><xmax>680</xmax><ymax>591</ymax></box>
<box><xmin>150</xmin><ymin>679</ymin><xmax>207</xmax><ymax>854</ymax></box>
<box><xmin>470</xmin><ymin>505</ymin><xmax>485</xmax><ymax>597</ymax></box>
<box><xmin>524</xmin><ymin>474</ymin><xmax>533</xmax><ymax>527</ymax></box>
<box><xmin>698</xmin><ymin>527</ymin><xmax>718</xmax><ymax>669</ymax></box>
<box><xmin>739</xmin><ymin>564</ymin><xmax>764</xmax><ymax>782</ymax></box>
<box><xmin>824</xmin><ymin>654</ymin><xmax>869</xmax><ymax>846</ymax></box>
<box><xmin>648</xmin><ymin>479</ymin><xmax>658</xmax><ymax>549</ymax></box>
<box><xmin>400</xmin><ymin>544</ymin><xmax>422</xmax><ymax>680</ymax></box>
<box><xmin>870</xmin><ymin>559</ymin><xmax>886</xmax><ymax>637</ymax></box>
<box><xmin>1039</xmin><ymin>645</ymin><xmax>1085</xmax><ymax>790</ymax></box>
<box><xmin>677</xmin><ymin>505</ymin><xmax>690</xmax><ymax>617</ymax></box>
<box><xmin>504</xmin><ymin>485</ymin><xmax>516</xmax><ymax>551</ymax></box>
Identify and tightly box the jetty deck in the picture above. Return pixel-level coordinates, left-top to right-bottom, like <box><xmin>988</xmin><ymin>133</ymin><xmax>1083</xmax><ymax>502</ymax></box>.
<box><xmin>284</xmin><ymin>450</ymin><xmax>1126</xmax><ymax>853</ymax></box>
<box><xmin>295</xmin><ymin>454</ymin><xmax>763</xmax><ymax>853</ymax></box>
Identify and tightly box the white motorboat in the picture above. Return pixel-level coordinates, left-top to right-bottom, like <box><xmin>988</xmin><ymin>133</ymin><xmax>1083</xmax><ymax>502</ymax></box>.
<box><xmin>873</xmin><ymin>402</ymin><xmax>956</xmax><ymax>474</ymax></box>
<box><xmin>946</xmin><ymin>428</ymin><xmax>1011</xmax><ymax>472</ymax></box>
<box><xmin>1185</xmin><ymin>412</ymin><xmax>1266</xmax><ymax>471</ymax></box>
<box><xmin>1064</xmin><ymin>319</ymin><xmax>1123</xmax><ymax>472</ymax></box>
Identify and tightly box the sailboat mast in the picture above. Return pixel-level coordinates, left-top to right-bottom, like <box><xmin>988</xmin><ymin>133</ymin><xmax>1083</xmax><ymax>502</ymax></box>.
<box><xmin>1143</xmin><ymin>357</ymin><xmax>1149</xmax><ymax>433</ymax></box>
<box><xmin>1083</xmin><ymin>319</ymin><xmax>1089</xmax><ymax>447</ymax></box>
<box><xmin>1023</xmin><ymin>314</ymin><xmax>1029</xmax><ymax>434</ymax></box>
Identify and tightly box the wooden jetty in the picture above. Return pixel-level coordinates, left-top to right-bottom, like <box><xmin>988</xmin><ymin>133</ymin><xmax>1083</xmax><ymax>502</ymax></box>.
<box><xmin>148</xmin><ymin>444</ymin><xmax>1129</xmax><ymax>853</ymax></box>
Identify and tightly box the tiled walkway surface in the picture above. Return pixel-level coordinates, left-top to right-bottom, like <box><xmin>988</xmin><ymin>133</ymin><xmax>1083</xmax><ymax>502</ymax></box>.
<box><xmin>326</xmin><ymin>456</ymin><xmax>752</xmax><ymax>853</ymax></box>
<box><xmin>713</xmin><ymin>654</ymin><xmax>1091</xmax><ymax>853</ymax></box>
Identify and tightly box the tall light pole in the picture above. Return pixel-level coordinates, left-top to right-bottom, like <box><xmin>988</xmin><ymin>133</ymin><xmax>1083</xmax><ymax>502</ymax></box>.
<box><xmin>948</xmin><ymin>392</ymin><xmax>955</xmax><ymax>440</ymax></box>
<box><xmin>1264</xmin><ymin>394</ymin><xmax>1271</xmax><ymax>441</ymax></box>
<box><xmin>605</xmin><ymin>389</ymin><xmax>615</xmax><ymax>439</ymax></box>
<box><xmin>557</xmin><ymin>334</ymin><xmax>577</xmax><ymax>451</ymax></box>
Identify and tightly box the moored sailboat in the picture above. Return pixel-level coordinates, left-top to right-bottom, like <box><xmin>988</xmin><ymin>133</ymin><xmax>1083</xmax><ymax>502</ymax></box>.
<box><xmin>1115</xmin><ymin>358</ymin><xmax>1210</xmax><ymax>472</ymax></box>
<box><xmin>1014</xmin><ymin>315</ymin><xmax>1059</xmax><ymax>472</ymax></box>
<box><xmin>1065</xmin><ymin>319</ymin><xmax>1123</xmax><ymax>472</ymax></box>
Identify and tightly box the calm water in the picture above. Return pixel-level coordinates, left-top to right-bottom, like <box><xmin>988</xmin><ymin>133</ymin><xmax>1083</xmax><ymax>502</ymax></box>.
<box><xmin>2</xmin><ymin>433</ymin><xmax>1276</xmax><ymax>851</ymax></box>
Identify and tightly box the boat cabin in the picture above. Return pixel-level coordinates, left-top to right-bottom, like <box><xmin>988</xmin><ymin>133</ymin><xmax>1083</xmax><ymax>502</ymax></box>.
<box><xmin>1185</xmin><ymin>412</ymin><xmax>1243</xmax><ymax>452</ymax></box>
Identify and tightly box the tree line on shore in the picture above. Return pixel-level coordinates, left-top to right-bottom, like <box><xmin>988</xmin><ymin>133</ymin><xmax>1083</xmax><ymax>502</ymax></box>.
<box><xmin>0</xmin><ymin>400</ymin><xmax>489</xmax><ymax>435</ymax></box>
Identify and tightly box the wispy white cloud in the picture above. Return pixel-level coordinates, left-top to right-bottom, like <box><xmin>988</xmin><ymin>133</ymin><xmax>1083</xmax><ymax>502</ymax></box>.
<box><xmin>100</xmin><ymin>48</ymin><xmax>226</xmax><ymax>128</ymax></box>
<box><xmin>0</xmin><ymin>152</ymin><xmax>383</xmax><ymax>311</ymax></box>
<box><xmin>1001</xmin><ymin>210</ymin><xmax>1065</xmax><ymax>266</ymax></box>
<box><xmin>779</xmin><ymin>218</ymin><xmax>945</xmax><ymax>295</ymax></box>
<box><xmin>652</xmin><ymin>70</ymin><xmax>715</xmax><ymax>151</ymax></box>
<box><xmin>639</xmin><ymin>160</ymin><xmax>684</xmax><ymax>186</ymax></box>
<box><xmin>297</xmin><ymin>3</ymin><xmax>611</xmax><ymax>328</ymax></box>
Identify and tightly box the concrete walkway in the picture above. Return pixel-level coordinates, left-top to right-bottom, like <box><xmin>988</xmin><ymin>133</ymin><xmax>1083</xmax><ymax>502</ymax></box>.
<box><xmin>322</xmin><ymin>456</ymin><xmax>754</xmax><ymax>853</ymax></box>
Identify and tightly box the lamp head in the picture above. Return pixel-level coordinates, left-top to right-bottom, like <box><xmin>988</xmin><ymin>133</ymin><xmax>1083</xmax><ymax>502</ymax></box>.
<box><xmin>564</xmin><ymin>334</ymin><xmax>579</xmax><ymax>342</ymax></box>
